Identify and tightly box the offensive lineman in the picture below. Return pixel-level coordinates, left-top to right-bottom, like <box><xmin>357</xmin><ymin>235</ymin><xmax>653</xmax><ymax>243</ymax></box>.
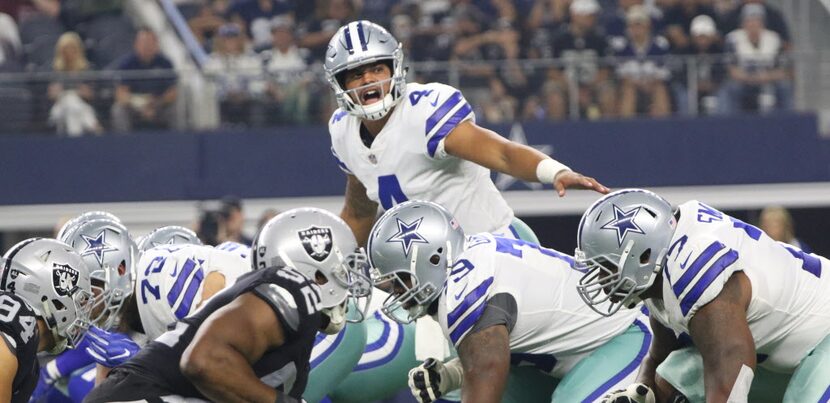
<box><xmin>84</xmin><ymin>208</ymin><xmax>372</xmax><ymax>402</ymax></box>
<box><xmin>368</xmin><ymin>200</ymin><xmax>652</xmax><ymax>403</ymax></box>
<box><xmin>0</xmin><ymin>238</ymin><xmax>94</xmax><ymax>402</ymax></box>
<box><xmin>575</xmin><ymin>189</ymin><xmax>830</xmax><ymax>402</ymax></box>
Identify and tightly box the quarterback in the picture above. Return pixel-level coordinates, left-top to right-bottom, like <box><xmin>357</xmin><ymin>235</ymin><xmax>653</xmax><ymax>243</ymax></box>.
<box><xmin>325</xmin><ymin>20</ymin><xmax>608</xmax><ymax>247</ymax></box>
<box><xmin>576</xmin><ymin>189</ymin><xmax>830</xmax><ymax>402</ymax></box>
<box><xmin>368</xmin><ymin>200</ymin><xmax>652</xmax><ymax>403</ymax></box>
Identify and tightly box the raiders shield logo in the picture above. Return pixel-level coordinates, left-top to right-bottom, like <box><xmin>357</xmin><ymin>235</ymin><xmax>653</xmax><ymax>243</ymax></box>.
<box><xmin>298</xmin><ymin>226</ymin><xmax>333</xmax><ymax>262</ymax></box>
<box><xmin>52</xmin><ymin>263</ymin><xmax>80</xmax><ymax>297</ymax></box>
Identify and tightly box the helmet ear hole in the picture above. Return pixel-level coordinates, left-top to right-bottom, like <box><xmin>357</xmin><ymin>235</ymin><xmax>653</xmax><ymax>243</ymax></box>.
<box><xmin>315</xmin><ymin>270</ymin><xmax>329</xmax><ymax>285</ymax></box>
<box><xmin>429</xmin><ymin>254</ymin><xmax>441</xmax><ymax>265</ymax></box>
<box><xmin>640</xmin><ymin>248</ymin><xmax>652</xmax><ymax>264</ymax></box>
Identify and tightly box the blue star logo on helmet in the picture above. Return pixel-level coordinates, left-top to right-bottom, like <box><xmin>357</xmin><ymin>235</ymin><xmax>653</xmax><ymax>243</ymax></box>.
<box><xmin>601</xmin><ymin>205</ymin><xmax>646</xmax><ymax>246</ymax></box>
<box><xmin>387</xmin><ymin>217</ymin><xmax>428</xmax><ymax>256</ymax></box>
<box><xmin>80</xmin><ymin>230</ymin><xmax>118</xmax><ymax>267</ymax></box>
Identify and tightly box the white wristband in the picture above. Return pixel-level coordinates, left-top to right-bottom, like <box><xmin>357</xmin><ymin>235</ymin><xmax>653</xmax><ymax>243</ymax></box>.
<box><xmin>536</xmin><ymin>158</ymin><xmax>570</xmax><ymax>184</ymax></box>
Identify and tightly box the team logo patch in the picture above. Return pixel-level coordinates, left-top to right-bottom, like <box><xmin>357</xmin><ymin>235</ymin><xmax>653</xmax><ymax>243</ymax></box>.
<box><xmin>386</xmin><ymin>217</ymin><xmax>428</xmax><ymax>256</ymax></box>
<box><xmin>299</xmin><ymin>226</ymin><xmax>333</xmax><ymax>262</ymax></box>
<box><xmin>52</xmin><ymin>263</ymin><xmax>80</xmax><ymax>297</ymax></box>
<box><xmin>80</xmin><ymin>229</ymin><xmax>118</xmax><ymax>267</ymax></box>
<box><xmin>601</xmin><ymin>204</ymin><xmax>646</xmax><ymax>247</ymax></box>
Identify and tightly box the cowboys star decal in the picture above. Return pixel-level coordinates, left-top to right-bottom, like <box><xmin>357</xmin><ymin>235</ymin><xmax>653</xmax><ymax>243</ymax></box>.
<box><xmin>386</xmin><ymin>217</ymin><xmax>428</xmax><ymax>256</ymax></box>
<box><xmin>601</xmin><ymin>205</ymin><xmax>646</xmax><ymax>246</ymax></box>
<box><xmin>81</xmin><ymin>230</ymin><xmax>118</xmax><ymax>267</ymax></box>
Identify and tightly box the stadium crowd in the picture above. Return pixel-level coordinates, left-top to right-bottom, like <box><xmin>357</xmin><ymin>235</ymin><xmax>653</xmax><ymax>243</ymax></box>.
<box><xmin>0</xmin><ymin>0</ymin><xmax>795</xmax><ymax>134</ymax></box>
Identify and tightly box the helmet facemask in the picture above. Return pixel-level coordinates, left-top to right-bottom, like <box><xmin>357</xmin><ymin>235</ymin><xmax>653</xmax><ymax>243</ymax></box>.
<box><xmin>326</xmin><ymin>45</ymin><xmax>406</xmax><ymax>121</ymax></box>
<box><xmin>88</xmin><ymin>261</ymin><xmax>131</xmax><ymax>330</ymax></box>
<box><xmin>46</xmin><ymin>286</ymin><xmax>95</xmax><ymax>354</ymax></box>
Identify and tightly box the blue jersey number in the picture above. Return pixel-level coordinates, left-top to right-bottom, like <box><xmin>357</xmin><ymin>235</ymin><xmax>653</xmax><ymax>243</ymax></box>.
<box><xmin>140</xmin><ymin>256</ymin><xmax>166</xmax><ymax>304</ymax></box>
<box><xmin>409</xmin><ymin>90</ymin><xmax>434</xmax><ymax>106</ymax></box>
<box><xmin>697</xmin><ymin>205</ymin><xmax>821</xmax><ymax>278</ymax></box>
<box><xmin>378</xmin><ymin>174</ymin><xmax>408</xmax><ymax>210</ymax></box>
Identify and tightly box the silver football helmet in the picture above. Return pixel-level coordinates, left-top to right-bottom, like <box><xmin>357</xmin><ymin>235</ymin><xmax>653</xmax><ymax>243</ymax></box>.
<box><xmin>63</xmin><ymin>219</ymin><xmax>136</xmax><ymax>329</ymax></box>
<box><xmin>251</xmin><ymin>208</ymin><xmax>372</xmax><ymax>334</ymax></box>
<box><xmin>324</xmin><ymin>20</ymin><xmax>406</xmax><ymax>121</ymax></box>
<box><xmin>1</xmin><ymin>238</ymin><xmax>94</xmax><ymax>354</ymax></box>
<box><xmin>575</xmin><ymin>189</ymin><xmax>677</xmax><ymax>316</ymax></box>
<box><xmin>368</xmin><ymin>200</ymin><xmax>465</xmax><ymax>324</ymax></box>
<box><xmin>137</xmin><ymin>226</ymin><xmax>202</xmax><ymax>253</ymax></box>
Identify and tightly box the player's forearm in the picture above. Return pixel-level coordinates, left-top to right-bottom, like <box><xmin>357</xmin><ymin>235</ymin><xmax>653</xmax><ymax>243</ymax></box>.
<box><xmin>340</xmin><ymin>210</ymin><xmax>375</xmax><ymax>247</ymax></box>
<box><xmin>461</xmin><ymin>369</ymin><xmax>507</xmax><ymax>403</ymax></box>
<box><xmin>181</xmin><ymin>346</ymin><xmax>277</xmax><ymax>403</ymax></box>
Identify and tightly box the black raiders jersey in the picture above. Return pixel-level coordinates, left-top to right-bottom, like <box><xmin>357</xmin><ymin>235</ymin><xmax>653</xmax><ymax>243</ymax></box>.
<box><xmin>0</xmin><ymin>292</ymin><xmax>41</xmax><ymax>403</ymax></box>
<box><xmin>121</xmin><ymin>265</ymin><xmax>323</xmax><ymax>399</ymax></box>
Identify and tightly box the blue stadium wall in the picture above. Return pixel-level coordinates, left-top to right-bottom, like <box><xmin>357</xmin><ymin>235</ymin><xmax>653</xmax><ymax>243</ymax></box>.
<box><xmin>2</xmin><ymin>112</ymin><xmax>828</xmax><ymax>206</ymax></box>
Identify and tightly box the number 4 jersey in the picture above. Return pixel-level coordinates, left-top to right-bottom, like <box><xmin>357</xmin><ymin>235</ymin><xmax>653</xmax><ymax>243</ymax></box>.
<box><xmin>0</xmin><ymin>292</ymin><xmax>40</xmax><ymax>403</ymax></box>
<box><xmin>328</xmin><ymin>82</ymin><xmax>514</xmax><ymax>235</ymax></box>
<box><xmin>646</xmin><ymin>201</ymin><xmax>830</xmax><ymax>373</ymax></box>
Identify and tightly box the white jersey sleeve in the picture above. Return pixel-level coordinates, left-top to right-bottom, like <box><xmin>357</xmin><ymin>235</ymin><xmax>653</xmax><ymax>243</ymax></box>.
<box><xmin>419</xmin><ymin>83</ymin><xmax>475</xmax><ymax>160</ymax></box>
<box><xmin>663</xmin><ymin>234</ymin><xmax>740</xmax><ymax>322</ymax></box>
<box><xmin>439</xmin><ymin>240</ymin><xmax>496</xmax><ymax>347</ymax></box>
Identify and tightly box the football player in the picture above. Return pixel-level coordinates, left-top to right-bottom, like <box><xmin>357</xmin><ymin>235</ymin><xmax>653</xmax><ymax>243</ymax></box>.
<box><xmin>84</xmin><ymin>208</ymin><xmax>372</xmax><ymax>402</ymax></box>
<box><xmin>0</xmin><ymin>238</ymin><xmax>94</xmax><ymax>402</ymax></box>
<box><xmin>368</xmin><ymin>200</ymin><xmax>652</xmax><ymax>403</ymax></box>
<box><xmin>575</xmin><ymin>189</ymin><xmax>830</xmax><ymax>402</ymax></box>
<box><xmin>136</xmin><ymin>225</ymin><xmax>203</xmax><ymax>253</ymax></box>
<box><xmin>325</xmin><ymin>20</ymin><xmax>609</xmax><ymax>247</ymax></box>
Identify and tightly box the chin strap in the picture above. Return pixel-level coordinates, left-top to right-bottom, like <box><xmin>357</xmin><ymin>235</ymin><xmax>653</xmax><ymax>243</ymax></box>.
<box><xmin>321</xmin><ymin>303</ymin><xmax>347</xmax><ymax>334</ymax></box>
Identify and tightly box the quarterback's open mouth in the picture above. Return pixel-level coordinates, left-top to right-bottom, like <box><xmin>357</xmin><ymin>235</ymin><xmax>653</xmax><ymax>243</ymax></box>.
<box><xmin>360</xmin><ymin>88</ymin><xmax>382</xmax><ymax>104</ymax></box>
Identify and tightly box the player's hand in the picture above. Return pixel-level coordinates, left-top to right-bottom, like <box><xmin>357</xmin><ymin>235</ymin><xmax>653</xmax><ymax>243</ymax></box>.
<box><xmin>408</xmin><ymin>358</ymin><xmax>447</xmax><ymax>403</ymax></box>
<box><xmin>601</xmin><ymin>383</ymin><xmax>656</xmax><ymax>403</ymax></box>
<box><xmin>29</xmin><ymin>367</ymin><xmax>56</xmax><ymax>402</ymax></box>
<box><xmin>553</xmin><ymin>170</ymin><xmax>610</xmax><ymax>197</ymax></box>
<box><xmin>84</xmin><ymin>326</ymin><xmax>140</xmax><ymax>368</ymax></box>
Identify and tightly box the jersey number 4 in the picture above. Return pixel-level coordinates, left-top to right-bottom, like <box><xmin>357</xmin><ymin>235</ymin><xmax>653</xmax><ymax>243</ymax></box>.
<box><xmin>378</xmin><ymin>174</ymin><xmax>408</xmax><ymax>210</ymax></box>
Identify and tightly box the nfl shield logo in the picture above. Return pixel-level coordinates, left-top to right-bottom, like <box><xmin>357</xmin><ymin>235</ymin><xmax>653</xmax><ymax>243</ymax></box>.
<box><xmin>52</xmin><ymin>263</ymin><xmax>79</xmax><ymax>297</ymax></box>
<box><xmin>298</xmin><ymin>226</ymin><xmax>333</xmax><ymax>262</ymax></box>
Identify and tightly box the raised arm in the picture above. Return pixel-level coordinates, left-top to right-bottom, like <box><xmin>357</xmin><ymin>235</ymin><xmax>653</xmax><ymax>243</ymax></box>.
<box><xmin>340</xmin><ymin>174</ymin><xmax>379</xmax><ymax>247</ymax></box>
<box><xmin>180</xmin><ymin>293</ymin><xmax>288</xmax><ymax>403</ymax></box>
<box><xmin>688</xmin><ymin>272</ymin><xmax>755</xmax><ymax>403</ymax></box>
<box><xmin>444</xmin><ymin>121</ymin><xmax>608</xmax><ymax>196</ymax></box>
<box><xmin>457</xmin><ymin>325</ymin><xmax>510</xmax><ymax>403</ymax></box>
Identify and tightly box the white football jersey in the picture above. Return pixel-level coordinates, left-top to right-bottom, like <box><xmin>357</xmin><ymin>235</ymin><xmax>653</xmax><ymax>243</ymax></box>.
<box><xmin>329</xmin><ymin>82</ymin><xmax>514</xmax><ymax>234</ymax></box>
<box><xmin>136</xmin><ymin>244</ymin><xmax>251</xmax><ymax>340</ymax></box>
<box><xmin>437</xmin><ymin>233</ymin><xmax>643</xmax><ymax>377</ymax></box>
<box><xmin>646</xmin><ymin>201</ymin><xmax>830</xmax><ymax>373</ymax></box>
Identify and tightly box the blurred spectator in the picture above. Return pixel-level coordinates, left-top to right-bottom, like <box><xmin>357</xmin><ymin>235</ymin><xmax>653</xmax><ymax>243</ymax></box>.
<box><xmin>452</xmin><ymin>8</ymin><xmax>520</xmax><ymax>91</ymax></box>
<box><xmin>720</xmin><ymin>0</ymin><xmax>789</xmax><ymax>48</ymax></box>
<box><xmin>0</xmin><ymin>0</ymin><xmax>28</xmax><ymax>20</ymax></box>
<box><xmin>204</xmin><ymin>23</ymin><xmax>266</xmax><ymax>127</ymax></box>
<box><xmin>613</xmin><ymin>5</ymin><xmax>672</xmax><ymax>118</ymax></box>
<box><xmin>263</xmin><ymin>19</ymin><xmax>311</xmax><ymax>124</ymax></box>
<box><xmin>298</xmin><ymin>0</ymin><xmax>356</xmax><ymax>61</ymax></box>
<box><xmin>0</xmin><ymin>12</ymin><xmax>22</xmax><ymax>71</ymax></box>
<box><xmin>58</xmin><ymin>0</ymin><xmax>123</xmax><ymax>32</ymax></box>
<box><xmin>188</xmin><ymin>0</ymin><xmax>227</xmax><ymax>50</ymax></box>
<box><xmin>542</xmin><ymin>0</ymin><xmax>615</xmax><ymax>120</ymax></box>
<box><xmin>603</xmin><ymin>0</ymin><xmax>663</xmax><ymax>40</ymax></box>
<box><xmin>359</xmin><ymin>0</ymin><xmax>404</xmax><ymax>27</ymax></box>
<box><xmin>220</xmin><ymin>196</ymin><xmax>252</xmax><ymax>245</ymax></box>
<box><xmin>256</xmin><ymin>208</ymin><xmax>279</xmax><ymax>233</ymax></box>
<box><xmin>672</xmin><ymin>15</ymin><xmax>725</xmax><ymax>115</ymax></box>
<box><xmin>196</xmin><ymin>210</ymin><xmax>226</xmax><ymax>246</ymax></box>
<box><xmin>48</xmin><ymin>32</ymin><xmax>103</xmax><ymax>136</ymax></box>
<box><xmin>718</xmin><ymin>4</ymin><xmax>791</xmax><ymax>114</ymax></box>
<box><xmin>526</xmin><ymin>0</ymin><xmax>570</xmax><ymax>32</ymax></box>
<box><xmin>759</xmin><ymin>206</ymin><xmax>811</xmax><ymax>253</ymax></box>
<box><xmin>226</xmin><ymin>0</ymin><xmax>294</xmax><ymax>51</ymax></box>
<box><xmin>661</xmin><ymin>0</ymin><xmax>718</xmax><ymax>52</ymax></box>
<box><xmin>480</xmin><ymin>76</ymin><xmax>517</xmax><ymax>123</ymax></box>
<box><xmin>111</xmin><ymin>28</ymin><xmax>178</xmax><ymax>132</ymax></box>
